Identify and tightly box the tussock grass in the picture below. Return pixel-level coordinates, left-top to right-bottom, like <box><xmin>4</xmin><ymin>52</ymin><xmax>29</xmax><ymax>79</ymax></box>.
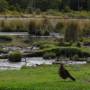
<box><xmin>0</xmin><ymin>19</ymin><xmax>89</xmax><ymax>32</ymax></box>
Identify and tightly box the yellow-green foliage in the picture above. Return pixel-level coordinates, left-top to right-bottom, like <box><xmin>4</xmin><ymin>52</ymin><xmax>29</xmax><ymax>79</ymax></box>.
<box><xmin>0</xmin><ymin>19</ymin><xmax>89</xmax><ymax>33</ymax></box>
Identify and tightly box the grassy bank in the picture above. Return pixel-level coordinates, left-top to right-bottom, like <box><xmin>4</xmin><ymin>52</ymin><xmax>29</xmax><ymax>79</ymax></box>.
<box><xmin>0</xmin><ymin>17</ymin><xmax>89</xmax><ymax>33</ymax></box>
<box><xmin>0</xmin><ymin>65</ymin><xmax>90</xmax><ymax>90</ymax></box>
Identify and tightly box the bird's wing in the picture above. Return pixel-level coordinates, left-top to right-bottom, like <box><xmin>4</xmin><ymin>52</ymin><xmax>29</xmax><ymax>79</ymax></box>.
<box><xmin>64</xmin><ymin>69</ymin><xmax>71</xmax><ymax>76</ymax></box>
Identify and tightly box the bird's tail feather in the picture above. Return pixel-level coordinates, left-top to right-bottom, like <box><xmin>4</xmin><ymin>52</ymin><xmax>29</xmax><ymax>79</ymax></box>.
<box><xmin>69</xmin><ymin>76</ymin><xmax>76</xmax><ymax>81</ymax></box>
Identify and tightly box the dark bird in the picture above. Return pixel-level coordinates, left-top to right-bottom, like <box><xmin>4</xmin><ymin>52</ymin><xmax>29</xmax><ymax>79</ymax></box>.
<box><xmin>59</xmin><ymin>64</ymin><xmax>76</xmax><ymax>81</ymax></box>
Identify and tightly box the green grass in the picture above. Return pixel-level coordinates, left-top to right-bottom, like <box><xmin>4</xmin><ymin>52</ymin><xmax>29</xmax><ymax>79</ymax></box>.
<box><xmin>80</xmin><ymin>47</ymin><xmax>90</xmax><ymax>53</ymax></box>
<box><xmin>0</xmin><ymin>64</ymin><xmax>90</xmax><ymax>90</ymax></box>
<box><xmin>83</xmin><ymin>38</ymin><xmax>90</xmax><ymax>42</ymax></box>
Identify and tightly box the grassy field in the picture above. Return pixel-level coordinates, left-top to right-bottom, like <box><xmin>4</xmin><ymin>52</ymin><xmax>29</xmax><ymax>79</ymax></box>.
<box><xmin>0</xmin><ymin>64</ymin><xmax>90</xmax><ymax>90</ymax></box>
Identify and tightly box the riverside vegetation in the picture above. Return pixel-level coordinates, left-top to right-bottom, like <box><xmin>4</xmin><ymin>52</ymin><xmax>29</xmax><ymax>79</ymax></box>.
<box><xmin>0</xmin><ymin>18</ymin><xmax>90</xmax><ymax>59</ymax></box>
<box><xmin>0</xmin><ymin>12</ymin><xmax>89</xmax><ymax>90</ymax></box>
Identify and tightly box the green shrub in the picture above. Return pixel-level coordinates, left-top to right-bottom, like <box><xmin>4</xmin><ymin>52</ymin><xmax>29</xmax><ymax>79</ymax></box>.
<box><xmin>72</xmin><ymin>54</ymin><xmax>79</xmax><ymax>61</ymax></box>
<box><xmin>55</xmin><ymin>22</ymin><xmax>65</xmax><ymax>33</ymax></box>
<box><xmin>59</xmin><ymin>42</ymin><xmax>72</xmax><ymax>47</ymax></box>
<box><xmin>72</xmin><ymin>55</ymin><xmax>86</xmax><ymax>61</ymax></box>
<box><xmin>43</xmin><ymin>52</ymin><xmax>56</xmax><ymax>59</ymax></box>
<box><xmin>62</xmin><ymin>6</ymin><xmax>72</xmax><ymax>12</ymax></box>
<box><xmin>8</xmin><ymin>51</ymin><xmax>22</xmax><ymax>62</ymax></box>
<box><xmin>56</xmin><ymin>47</ymin><xmax>80</xmax><ymax>57</ymax></box>
<box><xmin>56</xmin><ymin>47</ymin><xmax>90</xmax><ymax>58</ymax></box>
<box><xmin>76</xmin><ymin>42</ymin><xmax>81</xmax><ymax>47</ymax></box>
<box><xmin>24</xmin><ymin>47</ymin><xmax>90</xmax><ymax>58</ymax></box>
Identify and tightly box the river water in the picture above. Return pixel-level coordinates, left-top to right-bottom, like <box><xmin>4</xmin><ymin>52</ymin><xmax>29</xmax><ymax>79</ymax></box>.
<box><xmin>0</xmin><ymin>57</ymin><xmax>55</xmax><ymax>70</ymax></box>
<box><xmin>0</xmin><ymin>57</ymin><xmax>87</xmax><ymax>70</ymax></box>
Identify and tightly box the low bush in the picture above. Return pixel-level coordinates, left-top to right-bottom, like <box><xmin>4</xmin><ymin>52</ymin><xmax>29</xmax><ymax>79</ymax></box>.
<box><xmin>72</xmin><ymin>55</ymin><xmax>87</xmax><ymax>61</ymax></box>
<box><xmin>55</xmin><ymin>21</ymin><xmax>65</xmax><ymax>33</ymax></box>
<box><xmin>59</xmin><ymin>42</ymin><xmax>72</xmax><ymax>47</ymax></box>
<box><xmin>8</xmin><ymin>51</ymin><xmax>22</xmax><ymax>62</ymax></box>
<box><xmin>56</xmin><ymin>47</ymin><xmax>80</xmax><ymax>57</ymax></box>
<box><xmin>43</xmin><ymin>52</ymin><xmax>56</xmax><ymax>59</ymax></box>
<box><xmin>56</xmin><ymin>47</ymin><xmax>90</xmax><ymax>58</ymax></box>
<box><xmin>24</xmin><ymin>47</ymin><xmax>90</xmax><ymax>58</ymax></box>
<box><xmin>76</xmin><ymin>42</ymin><xmax>81</xmax><ymax>47</ymax></box>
